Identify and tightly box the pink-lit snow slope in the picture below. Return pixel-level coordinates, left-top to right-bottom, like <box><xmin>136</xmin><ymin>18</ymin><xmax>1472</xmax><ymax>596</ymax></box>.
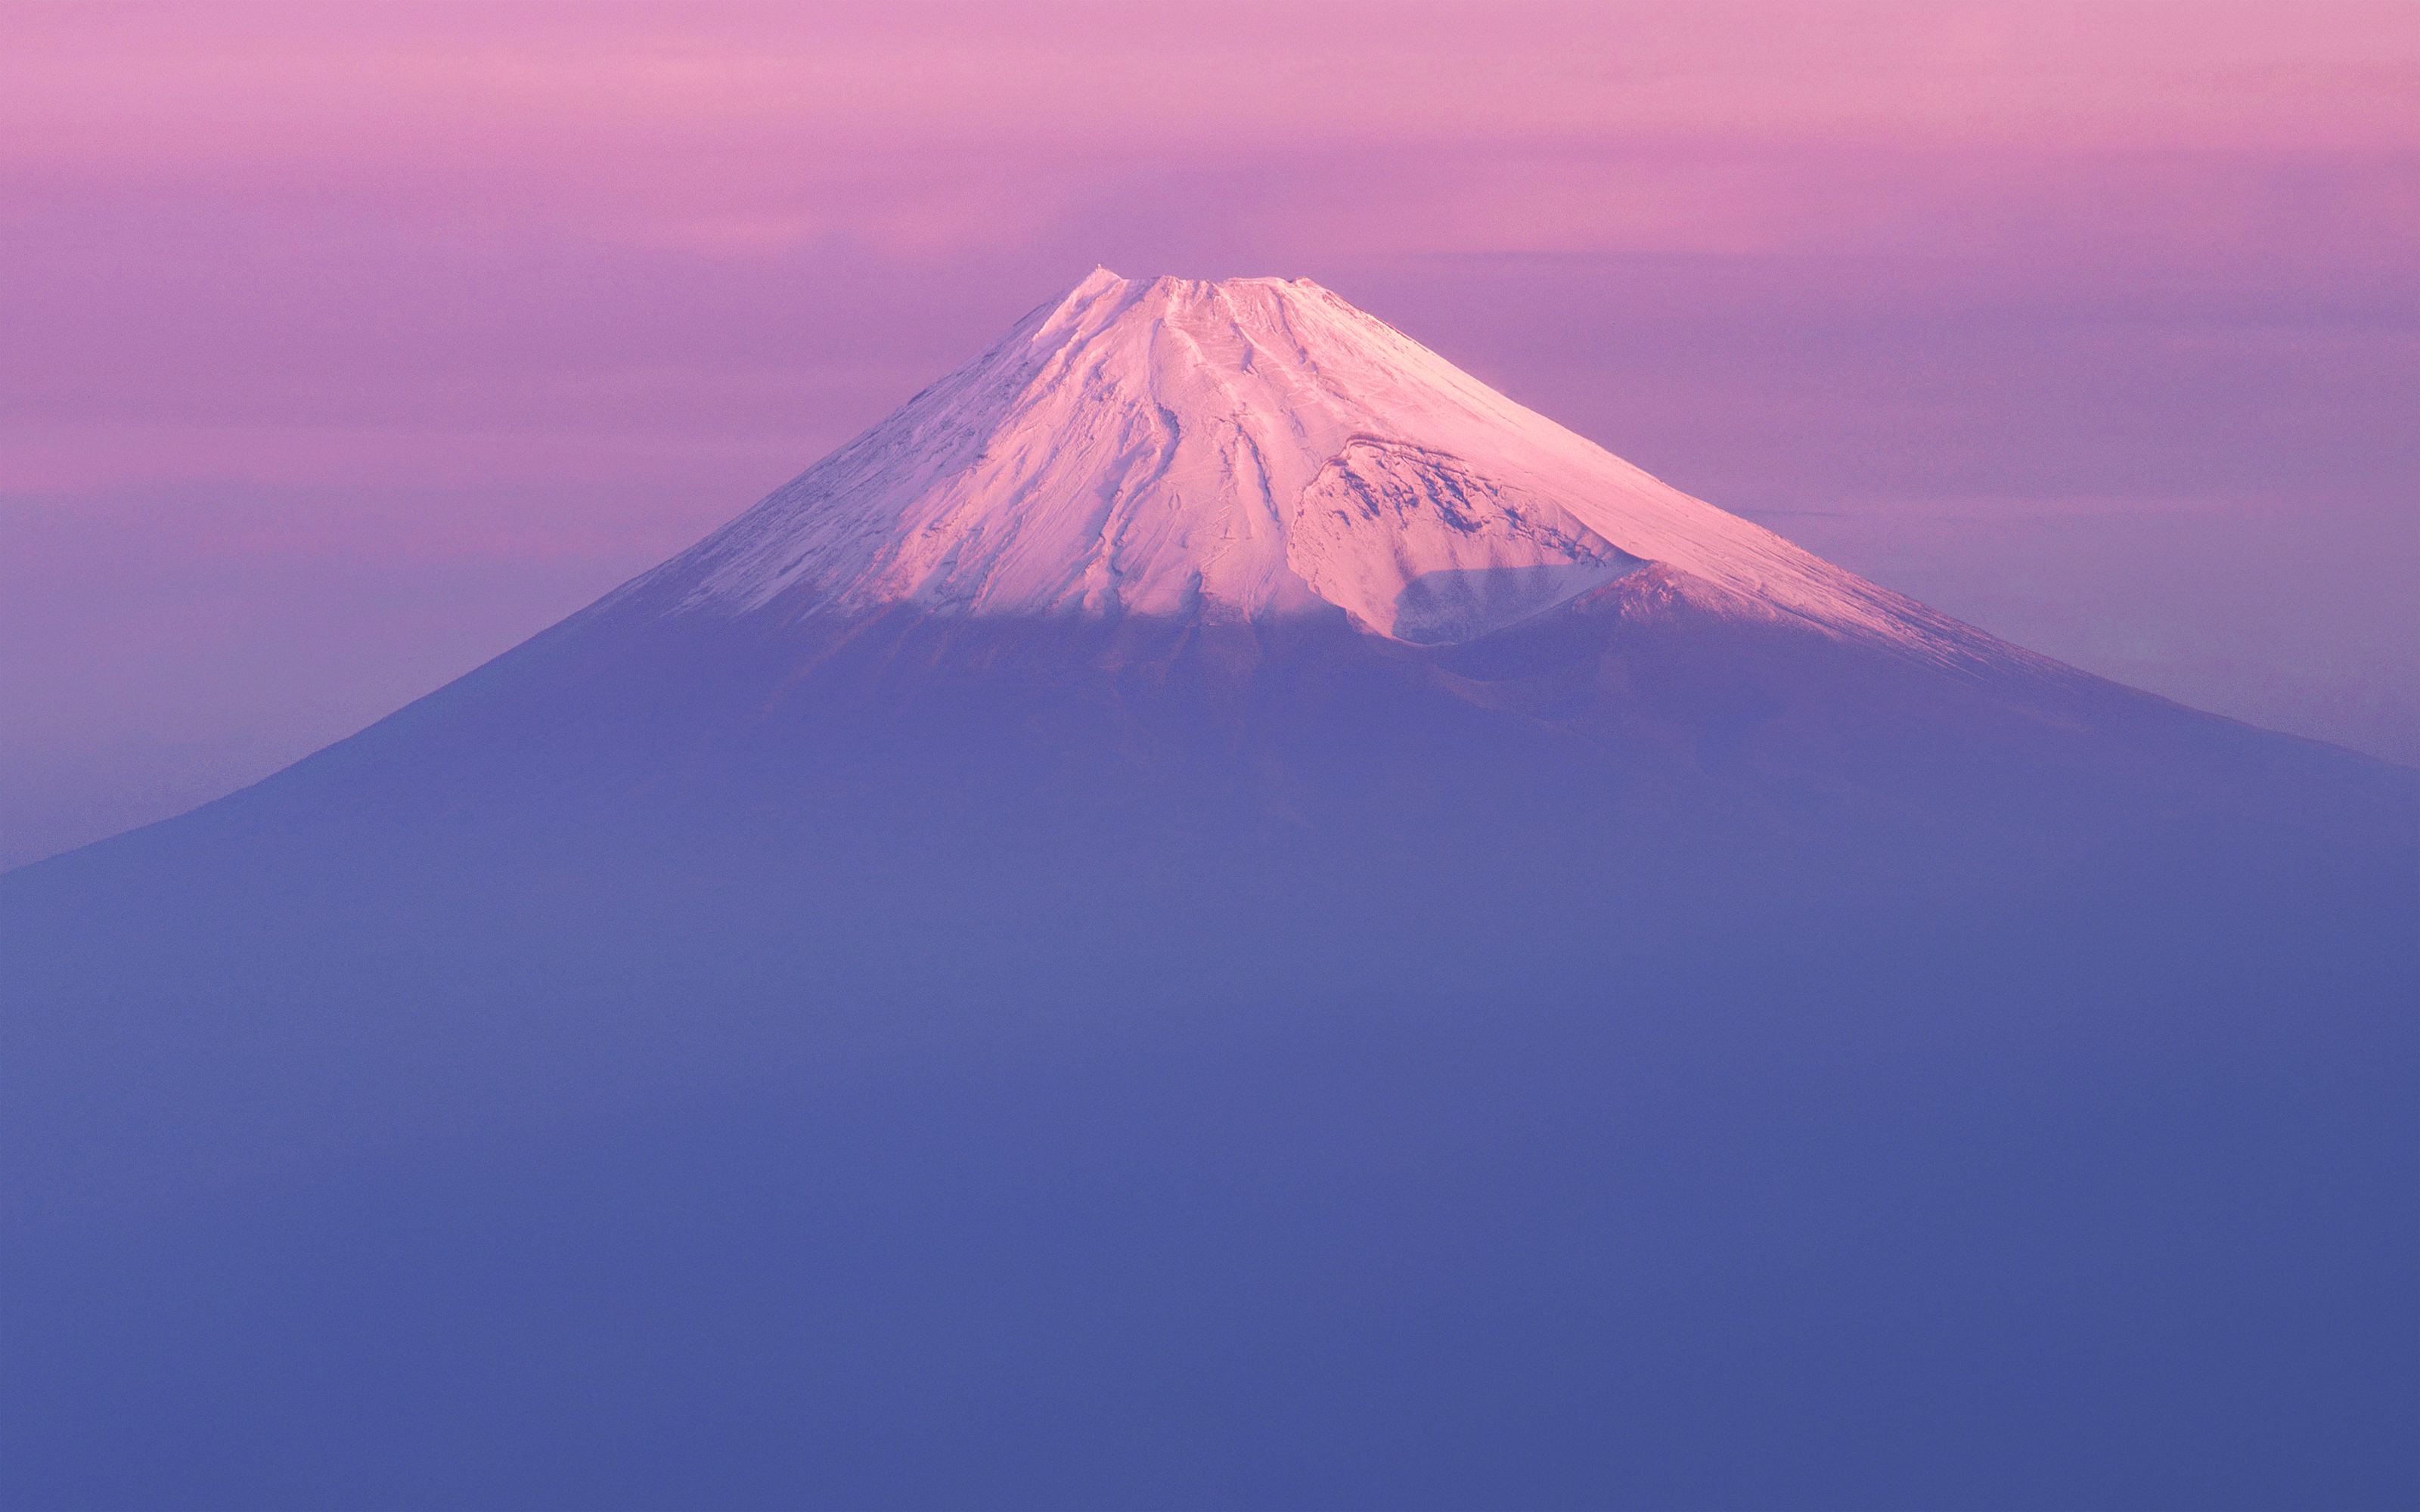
<box><xmin>616</xmin><ymin>270</ymin><xmax>1979</xmax><ymax>657</ymax></box>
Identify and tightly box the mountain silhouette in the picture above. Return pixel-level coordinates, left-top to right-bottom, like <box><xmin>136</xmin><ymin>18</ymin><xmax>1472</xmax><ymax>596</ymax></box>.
<box><xmin>4</xmin><ymin>272</ymin><xmax>2412</xmax><ymax>1511</ymax></box>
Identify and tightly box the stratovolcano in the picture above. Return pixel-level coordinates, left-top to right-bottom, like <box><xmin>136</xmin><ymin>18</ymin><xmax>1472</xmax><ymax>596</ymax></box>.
<box><xmin>2</xmin><ymin>271</ymin><xmax>2412</xmax><ymax>1512</ymax></box>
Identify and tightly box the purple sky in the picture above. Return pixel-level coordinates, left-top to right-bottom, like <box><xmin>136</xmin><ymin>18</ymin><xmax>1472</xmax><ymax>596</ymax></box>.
<box><xmin>5</xmin><ymin>1</ymin><xmax>2415</xmax><ymax>867</ymax></box>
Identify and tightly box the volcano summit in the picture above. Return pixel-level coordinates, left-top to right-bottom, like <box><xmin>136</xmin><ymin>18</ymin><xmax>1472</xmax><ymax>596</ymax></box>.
<box><xmin>4</xmin><ymin>272</ymin><xmax>2412</xmax><ymax>1511</ymax></box>
<box><xmin>640</xmin><ymin>269</ymin><xmax>1923</xmax><ymax>647</ymax></box>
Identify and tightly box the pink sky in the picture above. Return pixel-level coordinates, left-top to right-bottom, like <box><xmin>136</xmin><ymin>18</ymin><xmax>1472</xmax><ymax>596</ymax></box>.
<box><xmin>4</xmin><ymin>1</ymin><xmax>2416</xmax><ymax>865</ymax></box>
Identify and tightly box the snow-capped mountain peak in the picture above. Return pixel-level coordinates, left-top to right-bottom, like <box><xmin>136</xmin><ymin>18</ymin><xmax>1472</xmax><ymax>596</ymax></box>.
<box><xmin>624</xmin><ymin>269</ymin><xmax>1931</xmax><ymax>649</ymax></box>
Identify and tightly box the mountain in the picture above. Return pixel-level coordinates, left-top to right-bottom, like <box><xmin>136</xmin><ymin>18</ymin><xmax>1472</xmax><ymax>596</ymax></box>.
<box><xmin>3</xmin><ymin>272</ymin><xmax>2413</xmax><ymax>1512</ymax></box>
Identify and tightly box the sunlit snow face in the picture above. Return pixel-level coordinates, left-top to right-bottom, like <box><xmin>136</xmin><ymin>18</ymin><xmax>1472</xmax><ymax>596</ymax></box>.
<box><xmin>631</xmin><ymin>271</ymin><xmax>1937</xmax><ymax>656</ymax></box>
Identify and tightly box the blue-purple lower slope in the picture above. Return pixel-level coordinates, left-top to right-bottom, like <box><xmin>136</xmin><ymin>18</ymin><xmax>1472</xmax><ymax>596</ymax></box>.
<box><xmin>3</xmin><ymin>582</ymin><xmax>2414</xmax><ymax>1510</ymax></box>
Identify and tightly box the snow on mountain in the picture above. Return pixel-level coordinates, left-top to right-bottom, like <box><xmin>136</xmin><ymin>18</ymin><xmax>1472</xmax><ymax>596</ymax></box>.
<box><xmin>615</xmin><ymin>269</ymin><xmax>1947</xmax><ymax>653</ymax></box>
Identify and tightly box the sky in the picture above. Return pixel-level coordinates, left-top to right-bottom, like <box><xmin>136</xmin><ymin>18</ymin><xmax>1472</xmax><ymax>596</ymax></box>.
<box><xmin>3</xmin><ymin>0</ymin><xmax>2415</xmax><ymax>868</ymax></box>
